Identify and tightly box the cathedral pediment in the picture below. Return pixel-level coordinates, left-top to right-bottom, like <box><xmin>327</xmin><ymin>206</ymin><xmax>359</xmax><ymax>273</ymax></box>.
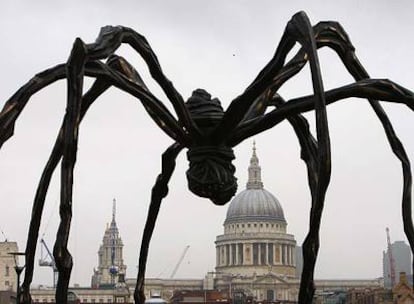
<box><xmin>253</xmin><ymin>272</ymin><xmax>289</xmax><ymax>285</ymax></box>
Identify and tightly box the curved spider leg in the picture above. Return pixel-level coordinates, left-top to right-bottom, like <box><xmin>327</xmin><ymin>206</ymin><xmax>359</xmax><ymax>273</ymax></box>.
<box><xmin>16</xmin><ymin>53</ymin><xmax>187</xmax><ymax>303</ymax></box>
<box><xmin>0</xmin><ymin>58</ymin><xmax>191</xmax><ymax>151</ymax></box>
<box><xmin>239</xmin><ymin>87</ymin><xmax>319</xmax><ymax>194</ymax></box>
<box><xmin>84</xmin><ymin>26</ymin><xmax>201</xmax><ymax>140</ymax></box>
<box><xmin>311</xmin><ymin>22</ymin><xmax>414</xmax><ymax>277</ymax></box>
<box><xmin>19</xmin><ymin>59</ymin><xmax>133</xmax><ymax>303</ymax></box>
<box><xmin>52</xmin><ymin>38</ymin><xmax>87</xmax><ymax>304</ymax></box>
<box><xmin>0</xmin><ymin>64</ymin><xmax>66</xmax><ymax>148</ymax></box>
<box><xmin>279</xmin><ymin>12</ymin><xmax>332</xmax><ymax>304</ymax></box>
<box><xmin>134</xmin><ymin>142</ymin><xmax>184</xmax><ymax>304</ymax></box>
<box><xmin>212</xmin><ymin>14</ymin><xmax>301</xmax><ymax>141</ymax></box>
<box><xmin>229</xmin><ymin>12</ymin><xmax>333</xmax><ymax>302</ymax></box>
<box><xmin>273</xmin><ymin>93</ymin><xmax>319</xmax><ymax>192</ymax></box>
<box><xmin>239</xmin><ymin>21</ymin><xmax>376</xmax><ymax>122</ymax></box>
<box><xmin>231</xmin><ymin>79</ymin><xmax>414</xmax><ymax>143</ymax></box>
<box><xmin>89</xmin><ymin>59</ymin><xmax>191</xmax><ymax>145</ymax></box>
<box><xmin>214</xmin><ymin>11</ymin><xmax>333</xmax><ymax>144</ymax></box>
<box><xmin>241</xmin><ymin>22</ymin><xmax>414</xmax><ymax>260</ymax></box>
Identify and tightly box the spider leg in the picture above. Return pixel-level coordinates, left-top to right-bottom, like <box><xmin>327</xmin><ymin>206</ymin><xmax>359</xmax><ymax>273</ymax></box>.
<box><xmin>280</xmin><ymin>13</ymin><xmax>332</xmax><ymax>304</ymax></box>
<box><xmin>231</xmin><ymin>78</ymin><xmax>414</xmax><ymax>144</ymax></box>
<box><xmin>19</xmin><ymin>59</ymin><xmax>129</xmax><ymax>303</ymax></box>
<box><xmin>84</xmin><ymin>26</ymin><xmax>201</xmax><ymax>139</ymax></box>
<box><xmin>89</xmin><ymin>59</ymin><xmax>190</xmax><ymax>145</ymax></box>
<box><xmin>212</xmin><ymin>15</ymin><xmax>299</xmax><ymax>140</ymax></box>
<box><xmin>272</xmin><ymin>94</ymin><xmax>319</xmax><ymax>191</ymax></box>
<box><xmin>52</xmin><ymin>38</ymin><xmax>86</xmax><ymax>304</ymax></box>
<box><xmin>0</xmin><ymin>58</ymin><xmax>191</xmax><ymax>149</ymax></box>
<box><xmin>134</xmin><ymin>142</ymin><xmax>183</xmax><ymax>304</ymax></box>
<box><xmin>0</xmin><ymin>64</ymin><xmax>67</xmax><ymax>148</ymax></box>
<box><xmin>312</xmin><ymin>22</ymin><xmax>414</xmax><ymax>269</ymax></box>
<box><xmin>241</xmin><ymin>19</ymin><xmax>414</xmax><ymax>288</ymax></box>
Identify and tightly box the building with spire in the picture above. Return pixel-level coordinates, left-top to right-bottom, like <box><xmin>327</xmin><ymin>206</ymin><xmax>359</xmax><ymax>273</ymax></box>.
<box><xmin>214</xmin><ymin>142</ymin><xmax>299</xmax><ymax>302</ymax></box>
<box><xmin>91</xmin><ymin>199</ymin><xmax>127</xmax><ymax>288</ymax></box>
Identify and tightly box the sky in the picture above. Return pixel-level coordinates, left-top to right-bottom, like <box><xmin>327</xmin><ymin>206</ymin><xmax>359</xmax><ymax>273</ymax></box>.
<box><xmin>0</xmin><ymin>0</ymin><xmax>413</xmax><ymax>287</ymax></box>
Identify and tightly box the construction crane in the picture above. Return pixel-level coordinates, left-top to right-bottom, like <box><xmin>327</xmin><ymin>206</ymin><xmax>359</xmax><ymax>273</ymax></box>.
<box><xmin>39</xmin><ymin>238</ymin><xmax>58</xmax><ymax>287</ymax></box>
<box><xmin>386</xmin><ymin>227</ymin><xmax>396</xmax><ymax>288</ymax></box>
<box><xmin>170</xmin><ymin>246</ymin><xmax>190</xmax><ymax>279</ymax></box>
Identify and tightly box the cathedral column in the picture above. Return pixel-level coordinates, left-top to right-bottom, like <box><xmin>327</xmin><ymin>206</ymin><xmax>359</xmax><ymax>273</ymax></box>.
<box><xmin>258</xmin><ymin>243</ymin><xmax>262</xmax><ymax>265</ymax></box>
<box><xmin>286</xmin><ymin>245</ymin><xmax>291</xmax><ymax>265</ymax></box>
<box><xmin>235</xmin><ymin>243</ymin><xmax>239</xmax><ymax>265</ymax></box>
<box><xmin>284</xmin><ymin>245</ymin><xmax>288</xmax><ymax>265</ymax></box>
<box><xmin>225</xmin><ymin>245</ymin><xmax>228</xmax><ymax>266</ymax></box>
<box><xmin>227</xmin><ymin>244</ymin><xmax>233</xmax><ymax>265</ymax></box>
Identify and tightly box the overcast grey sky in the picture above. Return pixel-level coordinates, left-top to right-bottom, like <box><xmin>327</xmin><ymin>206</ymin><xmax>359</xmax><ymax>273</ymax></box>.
<box><xmin>0</xmin><ymin>0</ymin><xmax>413</xmax><ymax>287</ymax></box>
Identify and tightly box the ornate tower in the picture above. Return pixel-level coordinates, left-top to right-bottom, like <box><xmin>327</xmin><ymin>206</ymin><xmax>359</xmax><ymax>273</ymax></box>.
<box><xmin>91</xmin><ymin>199</ymin><xmax>127</xmax><ymax>288</ymax></box>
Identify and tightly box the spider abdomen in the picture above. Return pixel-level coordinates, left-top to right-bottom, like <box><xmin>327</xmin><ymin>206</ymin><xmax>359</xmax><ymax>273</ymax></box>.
<box><xmin>185</xmin><ymin>89</ymin><xmax>238</xmax><ymax>204</ymax></box>
<box><xmin>186</xmin><ymin>145</ymin><xmax>237</xmax><ymax>205</ymax></box>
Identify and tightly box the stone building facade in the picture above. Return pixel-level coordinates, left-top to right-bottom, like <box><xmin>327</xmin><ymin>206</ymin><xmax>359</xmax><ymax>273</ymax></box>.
<box><xmin>215</xmin><ymin>143</ymin><xmax>298</xmax><ymax>302</ymax></box>
<box><xmin>91</xmin><ymin>199</ymin><xmax>127</xmax><ymax>288</ymax></box>
<box><xmin>0</xmin><ymin>241</ymin><xmax>18</xmax><ymax>292</ymax></box>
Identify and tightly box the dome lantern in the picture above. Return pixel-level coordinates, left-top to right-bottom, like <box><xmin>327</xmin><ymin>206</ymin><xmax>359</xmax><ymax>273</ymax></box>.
<box><xmin>224</xmin><ymin>143</ymin><xmax>286</xmax><ymax>224</ymax></box>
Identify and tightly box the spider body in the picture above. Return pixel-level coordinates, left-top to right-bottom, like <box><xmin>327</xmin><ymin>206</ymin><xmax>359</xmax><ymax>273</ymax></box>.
<box><xmin>185</xmin><ymin>89</ymin><xmax>238</xmax><ymax>205</ymax></box>
<box><xmin>1</xmin><ymin>11</ymin><xmax>413</xmax><ymax>304</ymax></box>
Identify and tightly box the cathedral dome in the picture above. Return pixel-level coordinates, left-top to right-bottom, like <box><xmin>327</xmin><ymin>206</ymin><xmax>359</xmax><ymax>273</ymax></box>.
<box><xmin>224</xmin><ymin>143</ymin><xmax>286</xmax><ymax>224</ymax></box>
<box><xmin>225</xmin><ymin>188</ymin><xmax>285</xmax><ymax>223</ymax></box>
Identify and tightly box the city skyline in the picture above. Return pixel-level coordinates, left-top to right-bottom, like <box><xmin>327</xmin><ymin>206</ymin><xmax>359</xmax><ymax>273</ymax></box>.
<box><xmin>0</xmin><ymin>0</ymin><xmax>413</xmax><ymax>287</ymax></box>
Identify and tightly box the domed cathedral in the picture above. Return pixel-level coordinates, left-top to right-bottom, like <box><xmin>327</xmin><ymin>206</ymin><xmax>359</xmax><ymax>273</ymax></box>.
<box><xmin>214</xmin><ymin>143</ymin><xmax>299</xmax><ymax>302</ymax></box>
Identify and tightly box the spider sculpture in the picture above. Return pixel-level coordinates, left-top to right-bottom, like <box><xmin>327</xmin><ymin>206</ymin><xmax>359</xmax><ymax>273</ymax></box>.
<box><xmin>1</xmin><ymin>11</ymin><xmax>413</xmax><ymax>304</ymax></box>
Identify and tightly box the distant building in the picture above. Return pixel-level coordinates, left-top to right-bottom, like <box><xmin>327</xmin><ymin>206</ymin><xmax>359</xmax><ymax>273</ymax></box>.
<box><xmin>383</xmin><ymin>240</ymin><xmax>412</xmax><ymax>289</ymax></box>
<box><xmin>27</xmin><ymin>144</ymin><xmax>387</xmax><ymax>303</ymax></box>
<box><xmin>393</xmin><ymin>272</ymin><xmax>414</xmax><ymax>304</ymax></box>
<box><xmin>215</xmin><ymin>143</ymin><xmax>299</xmax><ymax>302</ymax></box>
<box><xmin>91</xmin><ymin>199</ymin><xmax>127</xmax><ymax>288</ymax></box>
<box><xmin>0</xmin><ymin>241</ymin><xmax>18</xmax><ymax>292</ymax></box>
<box><xmin>344</xmin><ymin>272</ymin><xmax>414</xmax><ymax>304</ymax></box>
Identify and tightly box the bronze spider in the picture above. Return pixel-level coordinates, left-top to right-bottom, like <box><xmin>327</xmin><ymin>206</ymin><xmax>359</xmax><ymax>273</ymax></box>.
<box><xmin>1</xmin><ymin>11</ymin><xmax>413</xmax><ymax>304</ymax></box>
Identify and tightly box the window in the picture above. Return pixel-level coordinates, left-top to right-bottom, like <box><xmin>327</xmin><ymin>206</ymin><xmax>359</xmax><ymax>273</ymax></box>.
<box><xmin>5</xmin><ymin>280</ymin><xmax>9</xmax><ymax>286</ymax></box>
<box><xmin>5</xmin><ymin>265</ymin><xmax>9</xmax><ymax>276</ymax></box>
